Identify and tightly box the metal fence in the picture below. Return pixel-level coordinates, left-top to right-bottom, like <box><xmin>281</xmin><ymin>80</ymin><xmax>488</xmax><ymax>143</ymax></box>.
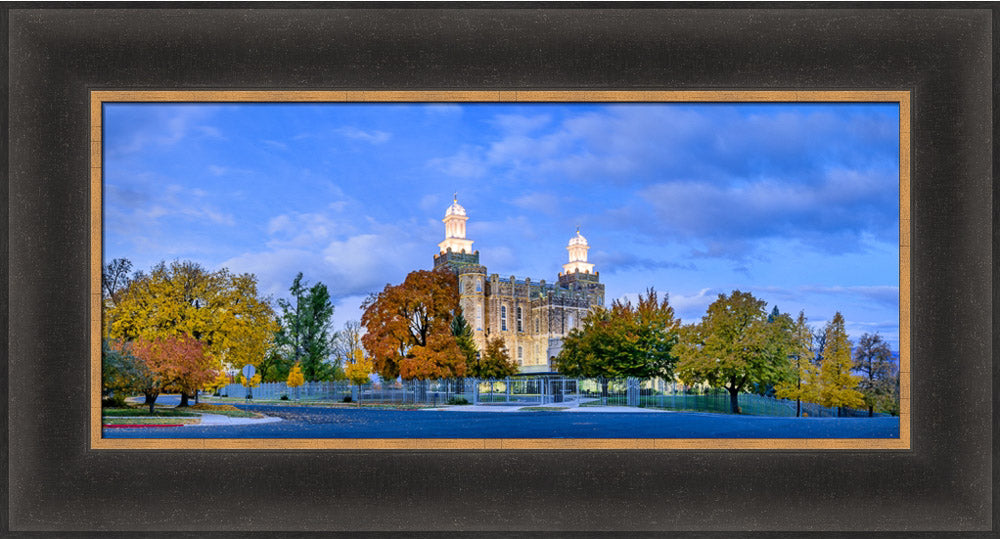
<box><xmin>219</xmin><ymin>376</ymin><xmax>889</xmax><ymax>417</ymax></box>
<box><xmin>578</xmin><ymin>378</ymin><xmax>888</xmax><ymax>417</ymax></box>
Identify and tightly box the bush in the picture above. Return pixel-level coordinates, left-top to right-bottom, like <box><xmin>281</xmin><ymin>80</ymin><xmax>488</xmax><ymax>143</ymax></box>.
<box><xmin>447</xmin><ymin>396</ymin><xmax>470</xmax><ymax>405</ymax></box>
<box><xmin>280</xmin><ymin>394</ymin><xmax>289</xmax><ymax>400</ymax></box>
<box><xmin>342</xmin><ymin>395</ymin><xmax>353</xmax><ymax>403</ymax></box>
<box><xmin>102</xmin><ymin>394</ymin><xmax>128</xmax><ymax>408</ymax></box>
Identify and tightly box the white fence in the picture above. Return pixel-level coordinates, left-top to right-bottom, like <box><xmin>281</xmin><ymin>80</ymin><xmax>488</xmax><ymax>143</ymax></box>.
<box><xmin>219</xmin><ymin>376</ymin><xmax>581</xmax><ymax>406</ymax></box>
<box><xmin>218</xmin><ymin>376</ymin><xmax>890</xmax><ymax>416</ymax></box>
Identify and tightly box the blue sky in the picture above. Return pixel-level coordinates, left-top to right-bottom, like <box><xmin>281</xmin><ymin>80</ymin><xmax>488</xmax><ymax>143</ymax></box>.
<box><xmin>104</xmin><ymin>101</ymin><xmax>901</xmax><ymax>350</ymax></box>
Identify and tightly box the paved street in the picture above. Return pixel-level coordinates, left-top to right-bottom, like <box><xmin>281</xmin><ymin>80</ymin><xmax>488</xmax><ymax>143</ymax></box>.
<box><xmin>104</xmin><ymin>402</ymin><xmax>900</xmax><ymax>439</ymax></box>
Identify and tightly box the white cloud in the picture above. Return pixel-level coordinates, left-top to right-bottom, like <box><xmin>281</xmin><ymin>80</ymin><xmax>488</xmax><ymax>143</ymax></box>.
<box><xmin>491</xmin><ymin>113</ymin><xmax>551</xmax><ymax>134</ymax></box>
<box><xmin>336</xmin><ymin>126</ymin><xmax>391</xmax><ymax>144</ymax></box>
<box><xmin>262</xmin><ymin>140</ymin><xmax>288</xmax><ymax>150</ymax></box>
<box><xmin>667</xmin><ymin>288</ymin><xmax>718</xmax><ymax>321</ymax></box>
<box><xmin>265</xmin><ymin>212</ymin><xmax>349</xmax><ymax>248</ymax></box>
<box><xmin>424</xmin><ymin>104</ymin><xmax>463</xmax><ymax>116</ymax></box>
<box><xmin>106</xmin><ymin>182</ymin><xmax>235</xmax><ymax>227</ymax></box>
<box><xmin>106</xmin><ymin>106</ymin><xmax>226</xmax><ymax>157</ymax></box>
<box><xmin>799</xmin><ymin>285</ymin><xmax>900</xmax><ymax>308</ymax></box>
<box><xmin>508</xmin><ymin>192</ymin><xmax>563</xmax><ymax>215</ymax></box>
<box><xmin>208</xmin><ymin>165</ymin><xmax>253</xmax><ymax>176</ymax></box>
<box><xmin>427</xmin><ymin>147</ymin><xmax>488</xmax><ymax>179</ymax></box>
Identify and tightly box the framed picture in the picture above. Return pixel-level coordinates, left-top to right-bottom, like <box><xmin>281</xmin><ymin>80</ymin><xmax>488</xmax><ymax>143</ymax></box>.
<box><xmin>91</xmin><ymin>90</ymin><xmax>909</xmax><ymax>451</ymax></box>
<box><xmin>6</xmin><ymin>6</ymin><xmax>993</xmax><ymax>535</ymax></box>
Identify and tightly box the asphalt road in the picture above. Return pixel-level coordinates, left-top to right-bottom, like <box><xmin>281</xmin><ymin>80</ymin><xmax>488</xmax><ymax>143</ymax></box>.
<box><xmin>104</xmin><ymin>402</ymin><xmax>900</xmax><ymax>439</ymax></box>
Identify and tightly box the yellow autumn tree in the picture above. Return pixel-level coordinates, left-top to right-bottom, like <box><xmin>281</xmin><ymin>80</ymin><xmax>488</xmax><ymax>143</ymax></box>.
<box><xmin>206</xmin><ymin>370</ymin><xmax>230</xmax><ymax>396</ymax></box>
<box><xmin>239</xmin><ymin>373</ymin><xmax>261</xmax><ymax>388</ymax></box>
<box><xmin>774</xmin><ymin>311</ymin><xmax>819</xmax><ymax>417</ymax></box>
<box><xmin>286</xmin><ymin>362</ymin><xmax>305</xmax><ymax>400</ymax></box>
<box><xmin>345</xmin><ymin>349</ymin><xmax>373</xmax><ymax>406</ymax></box>
<box><xmin>817</xmin><ymin>312</ymin><xmax>865</xmax><ymax>416</ymax></box>
<box><xmin>106</xmin><ymin>261</ymin><xmax>278</xmax><ymax>406</ymax></box>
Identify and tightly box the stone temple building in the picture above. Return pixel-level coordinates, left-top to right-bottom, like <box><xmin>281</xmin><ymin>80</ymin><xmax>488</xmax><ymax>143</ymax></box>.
<box><xmin>432</xmin><ymin>196</ymin><xmax>605</xmax><ymax>373</ymax></box>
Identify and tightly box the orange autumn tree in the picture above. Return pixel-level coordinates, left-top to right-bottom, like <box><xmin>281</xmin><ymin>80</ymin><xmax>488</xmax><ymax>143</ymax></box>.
<box><xmin>127</xmin><ymin>334</ymin><xmax>212</xmax><ymax>414</ymax></box>
<box><xmin>361</xmin><ymin>269</ymin><xmax>467</xmax><ymax>380</ymax></box>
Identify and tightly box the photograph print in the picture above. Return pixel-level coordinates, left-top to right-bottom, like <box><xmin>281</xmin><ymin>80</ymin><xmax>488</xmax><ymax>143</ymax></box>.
<box><xmin>96</xmin><ymin>94</ymin><xmax>906</xmax><ymax>446</ymax></box>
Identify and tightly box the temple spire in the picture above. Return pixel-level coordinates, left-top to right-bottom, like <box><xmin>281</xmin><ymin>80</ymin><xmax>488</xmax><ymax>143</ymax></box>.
<box><xmin>438</xmin><ymin>195</ymin><xmax>474</xmax><ymax>254</ymax></box>
<box><xmin>562</xmin><ymin>228</ymin><xmax>595</xmax><ymax>275</ymax></box>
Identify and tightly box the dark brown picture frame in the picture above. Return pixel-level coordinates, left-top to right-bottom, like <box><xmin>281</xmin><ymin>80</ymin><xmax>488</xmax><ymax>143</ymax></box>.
<box><xmin>4</xmin><ymin>5</ymin><xmax>993</xmax><ymax>534</ymax></box>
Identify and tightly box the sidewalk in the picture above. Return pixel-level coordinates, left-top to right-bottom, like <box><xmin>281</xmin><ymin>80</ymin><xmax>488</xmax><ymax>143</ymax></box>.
<box><xmin>421</xmin><ymin>403</ymin><xmax>671</xmax><ymax>413</ymax></box>
<box><xmin>185</xmin><ymin>413</ymin><xmax>283</xmax><ymax>427</ymax></box>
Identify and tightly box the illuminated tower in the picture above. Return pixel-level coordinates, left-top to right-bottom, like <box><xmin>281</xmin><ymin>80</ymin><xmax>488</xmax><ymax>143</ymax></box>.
<box><xmin>437</xmin><ymin>194</ymin><xmax>474</xmax><ymax>254</ymax></box>
<box><xmin>561</xmin><ymin>228</ymin><xmax>595</xmax><ymax>275</ymax></box>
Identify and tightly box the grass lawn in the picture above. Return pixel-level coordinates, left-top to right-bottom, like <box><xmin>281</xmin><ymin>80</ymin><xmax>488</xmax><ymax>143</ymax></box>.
<box><xmin>103</xmin><ymin>404</ymin><xmax>261</xmax><ymax>420</ymax></box>
<box><xmin>102</xmin><ymin>407</ymin><xmax>200</xmax><ymax>417</ymax></box>
<box><xmin>188</xmin><ymin>403</ymin><xmax>261</xmax><ymax>418</ymax></box>
<box><xmin>103</xmin><ymin>417</ymin><xmax>201</xmax><ymax>425</ymax></box>
<box><xmin>206</xmin><ymin>396</ymin><xmax>430</xmax><ymax>410</ymax></box>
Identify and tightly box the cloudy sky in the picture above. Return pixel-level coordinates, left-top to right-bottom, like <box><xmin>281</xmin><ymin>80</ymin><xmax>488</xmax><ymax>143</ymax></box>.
<box><xmin>104</xmin><ymin>101</ymin><xmax>901</xmax><ymax>350</ymax></box>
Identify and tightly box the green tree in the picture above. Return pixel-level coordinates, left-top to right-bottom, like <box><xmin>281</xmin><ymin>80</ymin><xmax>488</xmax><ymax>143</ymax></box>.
<box><xmin>853</xmin><ymin>332</ymin><xmax>895</xmax><ymax>416</ymax></box>
<box><xmin>774</xmin><ymin>311</ymin><xmax>818</xmax><ymax>417</ymax></box>
<box><xmin>554</xmin><ymin>288</ymin><xmax>680</xmax><ymax>395</ymax></box>
<box><xmin>450</xmin><ymin>312</ymin><xmax>478</xmax><ymax>391</ymax></box>
<box><xmin>101</xmin><ymin>338</ymin><xmax>146</xmax><ymax>406</ymax></box>
<box><xmin>256</xmin><ymin>347</ymin><xmax>293</xmax><ymax>383</ymax></box>
<box><xmin>472</xmin><ymin>336</ymin><xmax>520</xmax><ymax>379</ymax></box>
<box><xmin>675</xmin><ymin>290</ymin><xmax>793</xmax><ymax>414</ymax></box>
<box><xmin>275</xmin><ymin>273</ymin><xmax>339</xmax><ymax>381</ymax></box>
<box><xmin>817</xmin><ymin>312</ymin><xmax>865</xmax><ymax>416</ymax></box>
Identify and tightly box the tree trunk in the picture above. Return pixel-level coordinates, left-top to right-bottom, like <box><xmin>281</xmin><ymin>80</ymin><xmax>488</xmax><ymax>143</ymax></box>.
<box><xmin>796</xmin><ymin>398</ymin><xmax>801</xmax><ymax>418</ymax></box>
<box><xmin>868</xmin><ymin>405</ymin><xmax>873</xmax><ymax>417</ymax></box>
<box><xmin>601</xmin><ymin>379</ymin><xmax>609</xmax><ymax>398</ymax></box>
<box><xmin>145</xmin><ymin>391</ymin><xmax>158</xmax><ymax>414</ymax></box>
<box><xmin>728</xmin><ymin>387</ymin><xmax>741</xmax><ymax>414</ymax></box>
<box><xmin>194</xmin><ymin>389</ymin><xmax>199</xmax><ymax>405</ymax></box>
<box><xmin>178</xmin><ymin>392</ymin><xmax>190</xmax><ymax>407</ymax></box>
<box><xmin>837</xmin><ymin>406</ymin><xmax>842</xmax><ymax>417</ymax></box>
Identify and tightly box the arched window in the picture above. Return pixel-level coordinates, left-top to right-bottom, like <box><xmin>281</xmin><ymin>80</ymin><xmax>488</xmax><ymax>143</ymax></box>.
<box><xmin>517</xmin><ymin>346</ymin><xmax>523</xmax><ymax>365</ymax></box>
<box><xmin>501</xmin><ymin>305</ymin><xmax>507</xmax><ymax>331</ymax></box>
<box><xmin>516</xmin><ymin>307</ymin><xmax>523</xmax><ymax>332</ymax></box>
<box><xmin>476</xmin><ymin>279</ymin><xmax>482</xmax><ymax>292</ymax></box>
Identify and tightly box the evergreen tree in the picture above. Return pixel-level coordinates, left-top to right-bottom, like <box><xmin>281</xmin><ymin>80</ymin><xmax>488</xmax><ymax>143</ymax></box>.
<box><xmin>817</xmin><ymin>312</ymin><xmax>864</xmax><ymax>416</ymax></box>
<box><xmin>450</xmin><ymin>312</ymin><xmax>478</xmax><ymax>391</ymax></box>
<box><xmin>450</xmin><ymin>312</ymin><xmax>478</xmax><ymax>368</ymax></box>
<box><xmin>853</xmin><ymin>332</ymin><xmax>895</xmax><ymax>416</ymax></box>
<box><xmin>275</xmin><ymin>273</ymin><xmax>338</xmax><ymax>381</ymax></box>
<box><xmin>474</xmin><ymin>336</ymin><xmax>519</xmax><ymax>379</ymax></box>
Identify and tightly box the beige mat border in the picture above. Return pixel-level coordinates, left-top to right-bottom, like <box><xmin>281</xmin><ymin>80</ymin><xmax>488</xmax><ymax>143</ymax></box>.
<box><xmin>90</xmin><ymin>90</ymin><xmax>910</xmax><ymax>451</ymax></box>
